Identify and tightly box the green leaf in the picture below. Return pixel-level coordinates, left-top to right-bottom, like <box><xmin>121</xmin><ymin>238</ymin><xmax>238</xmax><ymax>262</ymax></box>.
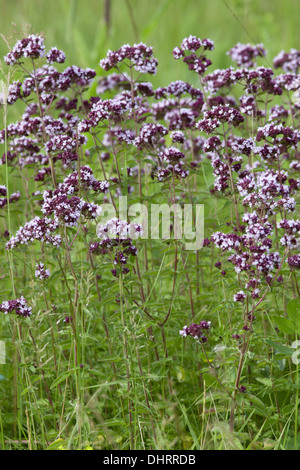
<box><xmin>265</xmin><ymin>339</ymin><xmax>295</xmax><ymax>357</ymax></box>
<box><xmin>244</xmin><ymin>395</ymin><xmax>269</xmax><ymax>417</ymax></box>
<box><xmin>202</xmin><ymin>372</ymin><xmax>223</xmax><ymax>389</ymax></box>
<box><xmin>50</xmin><ymin>367</ymin><xmax>81</xmax><ymax>389</ymax></box>
<box><xmin>287</xmin><ymin>299</ymin><xmax>300</xmax><ymax>332</ymax></box>
<box><xmin>273</xmin><ymin>315</ymin><xmax>295</xmax><ymax>335</ymax></box>
<box><xmin>255</xmin><ymin>377</ymin><xmax>273</xmax><ymax>387</ymax></box>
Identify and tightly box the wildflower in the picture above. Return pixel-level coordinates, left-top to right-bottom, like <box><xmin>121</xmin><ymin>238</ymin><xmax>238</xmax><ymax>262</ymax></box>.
<box><xmin>5</xmin><ymin>217</ymin><xmax>61</xmax><ymax>250</ymax></box>
<box><xmin>35</xmin><ymin>262</ymin><xmax>50</xmax><ymax>280</ymax></box>
<box><xmin>79</xmin><ymin>92</ymin><xmax>132</xmax><ymax>131</ymax></box>
<box><xmin>233</xmin><ymin>291</ymin><xmax>246</xmax><ymax>302</ymax></box>
<box><xmin>91</xmin><ymin>219</ymin><xmax>142</xmax><ymax>276</ymax></box>
<box><xmin>0</xmin><ymin>296</ymin><xmax>32</xmax><ymax>317</ymax></box>
<box><xmin>46</xmin><ymin>47</ymin><xmax>66</xmax><ymax>64</ymax></box>
<box><xmin>179</xmin><ymin>321</ymin><xmax>211</xmax><ymax>343</ymax></box>
<box><xmin>203</xmin><ymin>105</ymin><xmax>244</xmax><ymax>127</ymax></box>
<box><xmin>5</xmin><ymin>35</ymin><xmax>46</xmax><ymax>65</ymax></box>
<box><xmin>273</xmin><ymin>48</ymin><xmax>300</xmax><ymax>73</ymax></box>
<box><xmin>42</xmin><ymin>190</ymin><xmax>102</xmax><ymax>227</ymax></box>
<box><xmin>45</xmin><ymin>134</ymin><xmax>87</xmax><ymax>153</ymax></box>
<box><xmin>227</xmin><ymin>43</ymin><xmax>266</xmax><ymax>68</ymax></box>
<box><xmin>134</xmin><ymin>123</ymin><xmax>168</xmax><ymax>149</ymax></box>
<box><xmin>99</xmin><ymin>43</ymin><xmax>158</xmax><ymax>75</ymax></box>
<box><xmin>7</xmin><ymin>81</ymin><xmax>22</xmax><ymax>104</ymax></box>
<box><xmin>170</xmin><ymin>131</ymin><xmax>185</xmax><ymax>143</ymax></box>
<box><xmin>173</xmin><ymin>36</ymin><xmax>214</xmax><ymax>75</ymax></box>
<box><xmin>287</xmin><ymin>255</ymin><xmax>300</xmax><ymax>269</ymax></box>
<box><xmin>232</xmin><ymin>334</ymin><xmax>241</xmax><ymax>340</ymax></box>
<box><xmin>64</xmin><ymin>316</ymin><xmax>72</xmax><ymax>323</ymax></box>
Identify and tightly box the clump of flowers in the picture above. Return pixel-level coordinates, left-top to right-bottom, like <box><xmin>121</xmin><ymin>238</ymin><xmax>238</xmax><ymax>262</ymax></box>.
<box><xmin>287</xmin><ymin>255</ymin><xmax>300</xmax><ymax>269</ymax></box>
<box><xmin>4</xmin><ymin>34</ymin><xmax>46</xmax><ymax>65</ymax></box>
<box><xmin>179</xmin><ymin>321</ymin><xmax>211</xmax><ymax>343</ymax></box>
<box><xmin>90</xmin><ymin>218</ymin><xmax>143</xmax><ymax>276</ymax></box>
<box><xmin>173</xmin><ymin>35</ymin><xmax>214</xmax><ymax>74</ymax></box>
<box><xmin>0</xmin><ymin>186</ymin><xmax>21</xmax><ymax>209</ymax></box>
<box><xmin>0</xmin><ymin>297</ymin><xmax>32</xmax><ymax>317</ymax></box>
<box><xmin>99</xmin><ymin>42</ymin><xmax>158</xmax><ymax>75</ymax></box>
<box><xmin>273</xmin><ymin>48</ymin><xmax>300</xmax><ymax>73</ymax></box>
<box><xmin>227</xmin><ymin>43</ymin><xmax>266</xmax><ymax>67</ymax></box>
<box><xmin>6</xmin><ymin>217</ymin><xmax>61</xmax><ymax>250</ymax></box>
<box><xmin>35</xmin><ymin>262</ymin><xmax>50</xmax><ymax>280</ymax></box>
<box><xmin>233</xmin><ymin>291</ymin><xmax>246</xmax><ymax>303</ymax></box>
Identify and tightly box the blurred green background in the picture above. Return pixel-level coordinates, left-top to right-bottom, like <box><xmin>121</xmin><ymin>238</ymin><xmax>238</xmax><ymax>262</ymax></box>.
<box><xmin>0</xmin><ymin>0</ymin><xmax>299</xmax><ymax>86</ymax></box>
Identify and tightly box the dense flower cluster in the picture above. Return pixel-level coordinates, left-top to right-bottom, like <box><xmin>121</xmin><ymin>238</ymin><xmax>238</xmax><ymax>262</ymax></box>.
<box><xmin>134</xmin><ymin>123</ymin><xmax>168</xmax><ymax>149</ymax></box>
<box><xmin>0</xmin><ymin>296</ymin><xmax>32</xmax><ymax>317</ymax></box>
<box><xmin>4</xmin><ymin>34</ymin><xmax>46</xmax><ymax>65</ymax></box>
<box><xmin>35</xmin><ymin>262</ymin><xmax>50</xmax><ymax>280</ymax></box>
<box><xmin>203</xmin><ymin>66</ymin><xmax>282</xmax><ymax>96</ymax></box>
<box><xmin>173</xmin><ymin>36</ymin><xmax>214</xmax><ymax>75</ymax></box>
<box><xmin>5</xmin><ymin>217</ymin><xmax>61</xmax><ymax>250</ymax></box>
<box><xmin>0</xmin><ymin>185</ymin><xmax>21</xmax><ymax>209</ymax></box>
<box><xmin>42</xmin><ymin>190</ymin><xmax>102</xmax><ymax>227</ymax></box>
<box><xmin>179</xmin><ymin>321</ymin><xmax>211</xmax><ymax>343</ymax></box>
<box><xmin>58</xmin><ymin>166</ymin><xmax>110</xmax><ymax>194</ymax></box>
<box><xmin>97</xmin><ymin>217</ymin><xmax>143</xmax><ymax>241</ymax></box>
<box><xmin>46</xmin><ymin>47</ymin><xmax>66</xmax><ymax>64</ymax></box>
<box><xmin>273</xmin><ymin>48</ymin><xmax>300</xmax><ymax>73</ymax></box>
<box><xmin>227</xmin><ymin>43</ymin><xmax>266</xmax><ymax>67</ymax></box>
<box><xmin>287</xmin><ymin>255</ymin><xmax>300</xmax><ymax>269</ymax></box>
<box><xmin>90</xmin><ymin>218</ymin><xmax>142</xmax><ymax>276</ymax></box>
<box><xmin>99</xmin><ymin>43</ymin><xmax>158</xmax><ymax>75</ymax></box>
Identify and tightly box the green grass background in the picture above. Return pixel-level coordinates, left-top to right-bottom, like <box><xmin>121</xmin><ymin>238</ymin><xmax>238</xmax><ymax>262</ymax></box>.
<box><xmin>0</xmin><ymin>0</ymin><xmax>299</xmax><ymax>86</ymax></box>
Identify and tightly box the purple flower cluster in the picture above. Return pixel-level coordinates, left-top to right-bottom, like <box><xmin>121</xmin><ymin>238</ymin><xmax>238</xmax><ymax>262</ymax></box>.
<box><xmin>46</xmin><ymin>47</ymin><xmax>66</xmax><ymax>64</ymax></box>
<box><xmin>4</xmin><ymin>34</ymin><xmax>46</xmax><ymax>65</ymax></box>
<box><xmin>99</xmin><ymin>43</ymin><xmax>158</xmax><ymax>75</ymax></box>
<box><xmin>0</xmin><ymin>186</ymin><xmax>21</xmax><ymax>209</ymax></box>
<box><xmin>179</xmin><ymin>321</ymin><xmax>211</xmax><ymax>343</ymax></box>
<box><xmin>287</xmin><ymin>255</ymin><xmax>300</xmax><ymax>269</ymax></box>
<box><xmin>197</xmin><ymin>105</ymin><xmax>244</xmax><ymax>132</ymax></box>
<box><xmin>42</xmin><ymin>189</ymin><xmax>101</xmax><ymax>227</ymax></box>
<box><xmin>173</xmin><ymin>36</ymin><xmax>214</xmax><ymax>75</ymax></box>
<box><xmin>35</xmin><ymin>262</ymin><xmax>50</xmax><ymax>280</ymax></box>
<box><xmin>233</xmin><ymin>291</ymin><xmax>246</xmax><ymax>303</ymax></box>
<box><xmin>227</xmin><ymin>43</ymin><xmax>266</xmax><ymax>67</ymax></box>
<box><xmin>59</xmin><ymin>166</ymin><xmax>110</xmax><ymax>194</ymax></box>
<box><xmin>97</xmin><ymin>218</ymin><xmax>143</xmax><ymax>241</ymax></box>
<box><xmin>134</xmin><ymin>123</ymin><xmax>168</xmax><ymax>149</ymax></box>
<box><xmin>0</xmin><ymin>297</ymin><xmax>32</xmax><ymax>317</ymax></box>
<box><xmin>79</xmin><ymin>91</ymin><xmax>132</xmax><ymax>131</ymax></box>
<box><xmin>6</xmin><ymin>217</ymin><xmax>61</xmax><ymax>250</ymax></box>
<box><xmin>157</xmin><ymin>147</ymin><xmax>188</xmax><ymax>181</ymax></box>
<box><xmin>273</xmin><ymin>49</ymin><xmax>300</xmax><ymax>73</ymax></box>
<box><xmin>203</xmin><ymin>66</ymin><xmax>282</xmax><ymax>96</ymax></box>
<box><xmin>90</xmin><ymin>218</ymin><xmax>142</xmax><ymax>276</ymax></box>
